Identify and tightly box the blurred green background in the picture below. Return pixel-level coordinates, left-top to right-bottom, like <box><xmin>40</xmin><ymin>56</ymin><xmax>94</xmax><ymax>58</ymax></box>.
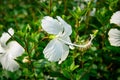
<box><xmin>0</xmin><ymin>0</ymin><xmax>120</xmax><ymax>80</ymax></box>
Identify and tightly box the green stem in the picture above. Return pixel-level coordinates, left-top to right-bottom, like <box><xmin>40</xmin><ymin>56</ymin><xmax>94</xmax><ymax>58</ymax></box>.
<box><xmin>64</xmin><ymin>0</ymin><xmax>67</xmax><ymax>13</ymax></box>
<box><xmin>49</xmin><ymin>0</ymin><xmax>52</xmax><ymax>14</ymax></box>
<box><xmin>24</xmin><ymin>36</ymin><xmax>36</xmax><ymax>79</ymax></box>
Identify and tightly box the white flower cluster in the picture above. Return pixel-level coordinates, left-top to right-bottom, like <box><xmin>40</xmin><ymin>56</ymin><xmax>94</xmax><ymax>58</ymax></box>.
<box><xmin>41</xmin><ymin>16</ymin><xmax>94</xmax><ymax>64</ymax></box>
<box><xmin>108</xmin><ymin>11</ymin><xmax>120</xmax><ymax>46</ymax></box>
<box><xmin>0</xmin><ymin>28</ymin><xmax>24</xmax><ymax>72</ymax></box>
<box><xmin>0</xmin><ymin>16</ymin><xmax>95</xmax><ymax>72</ymax></box>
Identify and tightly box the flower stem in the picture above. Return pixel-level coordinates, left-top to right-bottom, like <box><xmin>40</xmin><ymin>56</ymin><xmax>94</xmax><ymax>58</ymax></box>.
<box><xmin>49</xmin><ymin>0</ymin><xmax>52</xmax><ymax>14</ymax></box>
<box><xmin>24</xmin><ymin>37</ymin><xmax>37</xmax><ymax>79</ymax></box>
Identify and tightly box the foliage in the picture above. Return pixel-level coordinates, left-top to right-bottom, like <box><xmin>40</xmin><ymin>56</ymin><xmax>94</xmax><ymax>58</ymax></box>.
<box><xmin>0</xmin><ymin>0</ymin><xmax>120</xmax><ymax>80</ymax></box>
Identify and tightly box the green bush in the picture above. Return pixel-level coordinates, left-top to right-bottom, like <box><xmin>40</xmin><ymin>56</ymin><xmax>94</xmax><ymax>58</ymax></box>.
<box><xmin>0</xmin><ymin>0</ymin><xmax>120</xmax><ymax>80</ymax></box>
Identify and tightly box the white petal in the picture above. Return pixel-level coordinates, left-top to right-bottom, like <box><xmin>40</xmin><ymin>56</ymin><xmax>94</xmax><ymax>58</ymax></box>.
<box><xmin>108</xmin><ymin>28</ymin><xmax>120</xmax><ymax>46</ymax></box>
<box><xmin>0</xmin><ymin>28</ymin><xmax>14</xmax><ymax>46</ymax></box>
<box><xmin>0</xmin><ymin>54</ymin><xmax>19</xmax><ymax>72</ymax></box>
<box><xmin>58</xmin><ymin>44</ymin><xmax>69</xmax><ymax>64</ymax></box>
<box><xmin>8</xmin><ymin>28</ymin><xmax>14</xmax><ymax>36</ymax></box>
<box><xmin>0</xmin><ymin>44</ymin><xmax>6</xmax><ymax>56</ymax></box>
<box><xmin>43</xmin><ymin>39</ymin><xmax>69</xmax><ymax>63</ymax></box>
<box><xmin>0</xmin><ymin>41</ymin><xmax>24</xmax><ymax>72</ymax></box>
<box><xmin>110</xmin><ymin>11</ymin><xmax>120</xmax><ymax>26</ymax></box>
<box><xmin>57</xmin><ymin>16</ymin><xmax>72</xmax><ymax>37</ymax></box>
<box><xmin>6</xmin><ymin>41</ymin><xmax>25</xmax><ymax>58</ymax></box>
<box><xmin>41</xmin><ymin>16</ymin><xmax>63</xmax><ymax>35</ymax></box>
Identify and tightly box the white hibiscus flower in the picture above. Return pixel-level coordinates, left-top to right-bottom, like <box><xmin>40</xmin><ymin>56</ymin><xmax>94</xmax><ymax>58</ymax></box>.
<box><xmin>108</xmin><ymin>11</ymin><xmax>120</xmax><ymax>46</ymax></box>
<box><xmin>0</xmin><ymin>28</ymin><xmax>25</xmax><ymax>72</ymax></box>
<box><xmin>41</xmin><ymin>16</ymin><xmax>94</xmax><ymax>64</ymax></box>
<box><xmin>110</xmin><ymin>11</ymin><xmax>120</xmax><ymax>26</ymax></box>
<box><xmin>108</xmin><ymin>28</ymin><xmax>120</xmax><ymax>46</ymax></box>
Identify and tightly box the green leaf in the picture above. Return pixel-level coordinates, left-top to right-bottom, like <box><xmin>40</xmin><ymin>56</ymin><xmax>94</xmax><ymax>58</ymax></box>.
<box><xmin>70</xmin><ymin>61</ymin><xmax>79</xmax><ymax>71</ymax></box>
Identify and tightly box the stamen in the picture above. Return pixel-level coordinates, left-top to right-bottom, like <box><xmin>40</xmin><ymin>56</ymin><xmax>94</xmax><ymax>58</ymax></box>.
<box><xmin>58</xmin><ymin>34</ymin><xmax>94</xmax><ymax>50</ymax></box>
